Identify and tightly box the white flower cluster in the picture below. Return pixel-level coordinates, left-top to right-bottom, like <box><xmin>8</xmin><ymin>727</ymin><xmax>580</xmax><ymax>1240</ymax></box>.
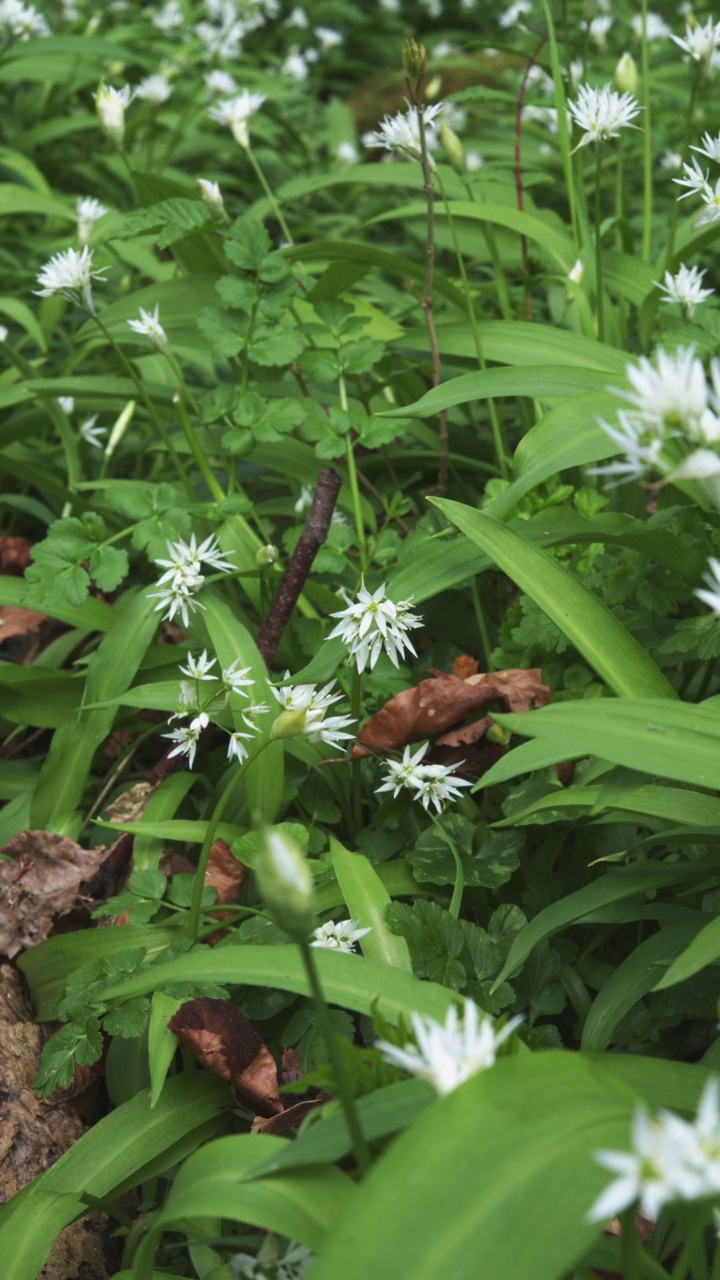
<box><xmin>377</xmin><ymin>1002</ymin><xmax>524</xmax><ymax>1096</ymax></box>
<box><xmin>194</xmin><ymin>0</ymin><xmax>277</xmax><ymax>61</ymax></box>
<box><xmin>567</xmin><ymin>83</ymin><xmax>640</xmax><ymax>149</ymax></box>
<box><xmin>588</xmin><ymin>1078</ymin><xmax>720</xmax><ymax>1222</ymax></box>
<box><xmin>327</xmin><ymin>579</ymin><xmax>423</xmax><ymax>673</ymax></box>
<box><xmin>672</xmin><ymin>16</ymin><xmax>720</xmax><ymax>75</ymax></box>
<box><xmin>376</xmin><ymin>742</ymin><xmax>473</xmax><ymax>813</ymax></box>
<box><xmin>593</xmin><ymin>347</ymin><xmax>720</xmax><ymax>622</ymax></box>
<box><xmin>593</xmin><ymin>345</ymin><xmax>720</xmax><ymax>487</ymax></box>
<box><xmin>76</xmin><ymin>197</ymin><xmax>108</xmax><ymax>246</ymax></box>
<box><xmin>310</xmin><ymin>919</ymin><xmax>371</xmax><ymax>953</ymax></box>
<box><xmin>208</xmin><ymin>89</ymin><xmax>266</xmax><ymax>148</ymax></box>
<box><xmin>675</xmin><ymin>131</ymin><xmax>720</xmax><ymax>228</ymax></box>
<box><xmin>362</xmin><ymin>101</ymin><xmax>444</xmax><ymax>165</ymax></box>
<box><xmin>0</xmin><ymin>0</ymin><xmax>50</xmax><ymax>40</ymax></box>
<box><xmin>164</xmin><ymin>648</ymin><xmax>268</xmax><ymax>768</ymax></box>
<box><xmin>35</xmin><ymin>246</ymin><xmax>108</xmax><ymax>315</ymax></box>
<box><xmin>151</xmin><ymin>533</ymin><xmax>235</xmax><ymax>627</ymax></box>
<box><xmin>270</xmin><ymin>679</ymin><xmax>354</xmax><ymax>751</ymax></box>
<box><xmin>654</xmin><ymin>263</ymin><xmax>713</xmax><ymax>317</ymax></box>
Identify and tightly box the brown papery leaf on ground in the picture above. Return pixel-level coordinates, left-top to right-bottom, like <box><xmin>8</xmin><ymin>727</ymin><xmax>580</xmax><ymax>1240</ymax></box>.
<box><xmin>0</xmin><ymin>831</ymin><xmax>107</xmax><ymax>959</ymax></box>
<box><xmin>0</xmin><ymin>605</ymin><xmax>53</xmax><ymax>665</ymax></box>
<box><xmin>251</xmin><ymin>1097</ymin><xmax>326</xmax><ymax>1135</ymax></box>
<box><xmin>203</xmin><ymin>838</ymin><xmax>248</xmax><ymax>944</ymax></box>
<box><xmin>168</xmin><ymin>998</ymin><xmax>283</xmax><ymax>1117</ymax></box>
<box><xmin>0</xmin><ymin>536</ymin><xmax>33</xmax><ymax>575</ymax></box>
<box><xmin>352</xmin><ymin>667</ymin><xmax>551</xmax><ymax>758</ymax></box>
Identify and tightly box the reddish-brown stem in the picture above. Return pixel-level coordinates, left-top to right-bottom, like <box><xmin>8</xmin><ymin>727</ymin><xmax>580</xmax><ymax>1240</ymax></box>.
<box><xmin>255</xmin><ymin>468</ymin><xmax>342</xmax><ymax>665</ymax></box>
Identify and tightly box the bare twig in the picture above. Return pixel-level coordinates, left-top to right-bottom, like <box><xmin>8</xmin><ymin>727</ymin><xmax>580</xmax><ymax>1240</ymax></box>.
<box><xmin>256</xmin><ymin>468</ymin><xmax>342</xmax><ymax>665</ymax></box>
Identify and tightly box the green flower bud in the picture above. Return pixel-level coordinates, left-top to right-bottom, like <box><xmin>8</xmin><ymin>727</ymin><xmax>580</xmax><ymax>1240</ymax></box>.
<box><xmin>270</xmin><ymin>708</ymin><xmax>307</xmax><ymax>740</ymax></box>
<box><xmin>255</xmin><ymin>828</ymin><xmax>315</xmax><ymax>941</ymax></box>
<box><xmin>486</xmin><ymin>722</ymin><xmax>512</xmax><ymax>746</ymax></box>
<box><xmin>440</xmin><ymin>120</ymin><xmax>466</xmax><ymax>174</ymax></box>
<box><xmin>615</xmin><ymin>53</ymin><xmax>638</xmax><ymax>95</ymax></box>
<box><xmin>402</xmin><ymin>38</ymin><xmax>427</xmax><ymax>86</ymax></box>
<box><xmin>256</xmin><ymin>544</ymin><xmax>279</xmax><ymax>568</ymax></box>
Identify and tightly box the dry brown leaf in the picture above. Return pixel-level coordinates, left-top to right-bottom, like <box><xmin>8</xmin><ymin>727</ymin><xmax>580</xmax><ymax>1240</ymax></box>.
<box><xmin>104</xmin><ymin>781</ymin><xmax>156</xmax><ymax>824</ymax></box>
<box><xmin>205</xmin><ymin>838</ymin><xmax>246</xmax><ymax>906</ymax></box>
<box><xmin>0</xmin><ymin>832</ymin><xmax>107</xmax><ymax>959</ymax></box>
<box><xmin>0</xmin><ymin>537</ymin><xmax>33</xmax><ymax>575</ymax></box>
<box><xmin>353</xmin><ymin>667</ymin><xmax>551</xmax><ymax>759</ymax></box>
<box><xmin>451</xmin><ymin>654</ymin><xmax>479</xmax><ymax>679</ymax></box>
<box><xmin>0</xmin><ymin>605</ymin><xmax>52</xmax><ymax>665</ymax></box>
<box><xmin>168</xmin><ymin>998</ymin><xmax>283</xmax><ymax>1117</ymax></box>
<box><xmin>251</xmin><ymin>1098</ymin><xmax>326</xmax><ymax>1135</ymax></box>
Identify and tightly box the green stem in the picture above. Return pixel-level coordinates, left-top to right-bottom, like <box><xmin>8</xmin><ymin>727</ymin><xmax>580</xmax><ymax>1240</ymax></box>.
<box><xmin>340</xmin><ymin>374</ymin><xmax>368</xmax><ymax>568</ymax></box>
<box><xmin>187</xmin><ymin>741</ymin><xmax>270</xmax><ymax>943</ymax></box>
<box><xmin>665</xmin><ymin>76</ymin><xmax>700</xmax><ymax>272</ymax></box>
<box><xmin>462</xmin><ymin>176</ymin><xmax>513</xmax><ymax>322</ymax></box>
<box><xmin>432</xmin><ymin>813</ymin><xmax>465</xmax><ymax>919</ymax></box>
<box><xmin>436</xmin><ymin>171</ymin><xmax>508</xmax><ymax>479</ymax></box>
<box><xmin>469</xmin><ymin>581</ymin><xmax>492</xmax><ymax>670</ymax></box>
<box><xmin>92</xmin><ymin>313</ymin><xmax>194</xmax><ymax>500</ymax></box>
<box><xmin>173</xmin><ymin>392</ymin><xmax>225</xmax><ymax>503</ymax></box>
<box><xmin>619</xmin><ymin>1208</ymin><xmax>641</xmax><ymax>1280</ymax></box>
<box><xmin>350</xmin><ymin>665</ymin><xmax>363</xmax><ymax>835</ymax></box>
<box><xmin>594</xmin><ymin>148</ymin><xmax>604</xmax><ymax>343</ymax></box>
<box><xmin>299</xmin><ymin>938</ymin><xmax>371</xmax><ymax>1175</ymax></box>
<box><xmin>640</xmin><ymin>0</ymin><xmax>653</xmax><ymax>262</ymax></box>
<box><xmin>245</xmin><ymin>142</ymin><xmax>294</xmax><ymax>246</ymax></box>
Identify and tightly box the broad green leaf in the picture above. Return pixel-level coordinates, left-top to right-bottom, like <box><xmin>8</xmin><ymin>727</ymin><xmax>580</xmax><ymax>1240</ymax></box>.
<box><xmin>93</xmin><ymin>817</ymin><xmax>243</xmax><ymax>843</ymax></box>
<box><xmin>492</xmin><ymin>860</ymin><xmax>716</xmax><ymax>989</ymax></box>
<box><xmin>133</xmin><ymin>1134</ymin><xmax>356</xmax><ymax>1280</ymax></box>
<box><xmin>492</xmin><ymin>782</ymin><xmax>720</xmax><ymax>829</ymax></box>
<box><xmin>431</xmin><ymin>502</ymin><xmax>676</xmax><ymax>699</ymax></box>
<box><xmin>0</xmin><ymin>1073</ymin><xmax>229</xmax><ymax>1280</ymax></box>
<box><xmin>653</xmin><ymin>914</ymin><xmax>720</xmax><ymax>991</ymax></box>
<box><xmin>581</xmin><ymin>924</ymin><xmax>704</xmax><ymax>1052</ymax></box>
<box><xmin>381</xmin><ymin>367</ymin><xmax>613</xmax><ymax>420</ymax></box>
<box><xmin>374</xmin><ymin>199</ymin><xmax>576</xmax><ymax>270</ymax></box>
<box><xmin>251</xmin><ymin>1079</ymin><xmax>433</xmax><ymax>1178</ymax></box>
<box><xmin>315</xmin><ymin>860</ymin><xmax>432</xmax><ymax>913</ymax></box>
<box><xmin>0</xmin><ymin>184</ymin><xmax>73</xmax><ymax>220</ymax></box>
<box><xmin>492</xmin><ymin>698</ymin><xmax>720</xmax><ymax>790</ymax></box>
<box><xmin>429</xmin><ymin>320</ymin><xmax>628</xmax><ymax>374</ymax></box>
<box><xmin>133</xmin><ymin>773</ymin><xmax>198</xmax><ymax>872</ymax></box>
<box><xmin>306</xmin><ymin>1053</ymin><xmax>641</xmax><ymax>1280</ymax></box>
<box><xmin>28</xmin><ymin>589</ymin><xmax>160</xmax><ymax>834</ymax></box>
<box><xmin>485</xmin><ymin>392</ymin><xmax>619</xmax><ymax>520</ymax></box>
<box><xmin>18</xmin><ymin>926</ymin><xmax>179</xmax><ymax>1022</ymax></box>
<box><xmin>0</xmin><ymin>574</ymin><xmax>115</xmax><ymax>631</ymax></box>
<box><xmin>95</xmin><ymin>947</ymin><xmax>455</xmax><ymax>1025</ymax></box>
<box><xmin>148</xmin><ymin>992</ymin><xmax>185</xmax><ymax>1107</ymax></box>
<box><xmin>329</xmin><ymin>838</ymin><xmax>412</xmax><ymax>972</ymax></box>
<box><xmin>201</xmin><ymin>592</ymin><xmax>283</xmax><ymax>823</ymax></box>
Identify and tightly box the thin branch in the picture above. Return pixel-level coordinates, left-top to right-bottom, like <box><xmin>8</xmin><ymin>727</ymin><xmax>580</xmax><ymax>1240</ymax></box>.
<box><xmin>256</xmin><ymin>468</ymin><xmax>342</xmax><ymax>665</ymax></box>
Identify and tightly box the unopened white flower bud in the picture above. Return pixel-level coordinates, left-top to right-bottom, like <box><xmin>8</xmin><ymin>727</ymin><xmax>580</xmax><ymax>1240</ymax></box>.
<box><xmin>440</xmin><ymin>120</ymin><xmax>465</xmax><ymax>174</ymax></box>
<box><xmin>568</xmin><ymin>258</ymin><xmax>584</xmax><ymax>285</ymax></box>
<box><xmin>197</xmin><ymin>178</ymin><xmax>227</xmax><ymax>220</ymax></box>
<box><xmin>255</xmin><ymin>828</ymin><xmax>315</xmax><ymax>940</ymax></box>
<box><xmin>615</xmin><ymin>52</ymin><xmax>638</xmax><ymax>94</ymax></box>
<box><xmin>95</xmin><ymin>82</ymin><xmax>133</xmax><ymax>150</ymax></box>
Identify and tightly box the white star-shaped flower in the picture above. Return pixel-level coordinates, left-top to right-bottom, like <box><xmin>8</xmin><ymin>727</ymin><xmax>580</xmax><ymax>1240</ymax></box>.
<box><xmin>377</xmin><ymin>1003</ymin><xmax>523</xmax><ymax>1096</ymax></box>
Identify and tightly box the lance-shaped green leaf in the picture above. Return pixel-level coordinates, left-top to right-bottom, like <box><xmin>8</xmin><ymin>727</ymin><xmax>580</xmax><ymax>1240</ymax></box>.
<box><xmin>491</xmin><ymin>698</ymin><xmax>720</xmax><ymax>789</ymax></box>
<box><xmin>329</xmin><ymin>838</ymin><xmax>412</xmax><ymax>972</ymax></box>
<box><xmin>430</xmin><ymin>502</ymin><xmax>676</xmax><ymax>699</ymax></box>
<box><xmin>653</xmin><ymin>914</ymin><xmax>720</xmax><ymax>991</ymax></box>
<box><xmin>94</xmin><ymin>946</ymin><xmax>455</xmax><ymax>1025</ymax></box>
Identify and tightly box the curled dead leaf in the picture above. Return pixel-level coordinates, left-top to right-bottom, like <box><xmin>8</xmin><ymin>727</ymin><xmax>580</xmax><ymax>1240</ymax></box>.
<box><xmin>353</xmin><ymin>667</ymin><xmax>551</xmax><ymax>760</ymax></box>
<box><xmin>168</xmin><ymin>998</ymin><xmax>283</xmax><ymax>1117</ymax></box>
